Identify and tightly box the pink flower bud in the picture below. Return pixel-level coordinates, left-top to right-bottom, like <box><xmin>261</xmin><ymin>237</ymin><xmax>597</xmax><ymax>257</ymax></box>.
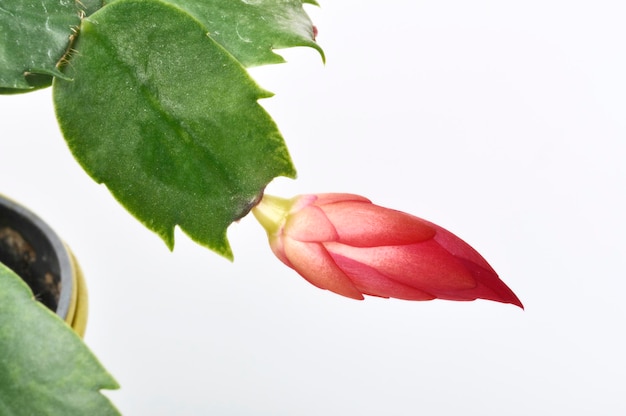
<box><xmin>253</xmin><ymin>193</ymin><xmax>523</xmax><ymax>308</ymax></box>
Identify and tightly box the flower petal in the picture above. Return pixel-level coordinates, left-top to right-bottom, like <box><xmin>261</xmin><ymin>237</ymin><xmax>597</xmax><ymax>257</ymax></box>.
<box><xmin>284</xmin><ymin>205</ymin><xmax>339</xmax><ymax>242</ymax></box>
<box><xmin>268</xmin><ymin>234</ymin><xmax>294</xmax><ymax>269</ymax></box>
<box><xmin>321</xmin><ymin>202</ymin><xmax>436</xmax><ymax>247</ymax></box>
<box><xmin>426</xmin><ymin>221</ymin><xmax>497</xmax><ymax>273</ymax></box>
<box><xmin>314</xmin><ymin>193</ymin><xmax>372</xmax><ymax>205</ymax></box>
<box><xmin>427</xmin><ymin>223</ymin><xmax>523</xmax><ymax>307</ymax></box>
<box><xmin>283</xmin><ymin>238</ymin><xmax>364</xmax><ymax>300</ymax></box>
<box><xmin>448</xmin><ymin>258</ymin><xmax>524</xmax><ymax>308</ymax></box>
<box><xmin>326</xmin><ymin>241</ymin><xmax>477</xmax><ymax>293</ymax></box>
<box><xmin>329</xmin><ymin>251</ymin><xmax>436</xmax><ymax>300</ymax></box>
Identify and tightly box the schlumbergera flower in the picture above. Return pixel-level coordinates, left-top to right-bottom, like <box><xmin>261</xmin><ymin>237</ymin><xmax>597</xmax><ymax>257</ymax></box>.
<box><xmin>252</xmin><ymin>193</ymin><xmax>523</xmax><ymax>308</ymax></box>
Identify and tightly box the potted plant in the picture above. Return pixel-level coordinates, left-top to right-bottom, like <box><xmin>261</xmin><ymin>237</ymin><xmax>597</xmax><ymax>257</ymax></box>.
<box><xmin>0</xmin><ymin>195</ymin><xmax>88</xmax><ymax>337</ymax></box>
<box><xmin>0</xmin><ymin>194</ymin><xmax>87</xmax><ymax>333</ymax></box>
<box><xmin>1</xmin><ymin>0</ymin><xmax>522</xmax><ymax>413</ymax></box>
<box><xmin>0</xmin><ymin>195</ymin><xmax>119</xmax><ymax>413</ymax></box>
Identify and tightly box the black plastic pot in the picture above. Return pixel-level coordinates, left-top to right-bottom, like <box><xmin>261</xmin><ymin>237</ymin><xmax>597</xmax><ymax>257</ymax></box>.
<box><xmin>0</xmin><ymin>195</ymin><xmax>87</xmax><ymax>336</ymax></box>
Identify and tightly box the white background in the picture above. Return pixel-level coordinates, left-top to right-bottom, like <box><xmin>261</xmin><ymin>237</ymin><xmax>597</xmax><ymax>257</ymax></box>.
<box><xmin>2</xmin><ymin>1</ymin><xmax>625</xmax><ymax>414</ymax></box>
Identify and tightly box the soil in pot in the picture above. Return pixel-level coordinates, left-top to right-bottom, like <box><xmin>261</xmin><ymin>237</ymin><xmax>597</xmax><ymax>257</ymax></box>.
<box><xmin>0</xmin><ymin>226</ymin><xmax>61</xmax><ymax>313</ymax></box>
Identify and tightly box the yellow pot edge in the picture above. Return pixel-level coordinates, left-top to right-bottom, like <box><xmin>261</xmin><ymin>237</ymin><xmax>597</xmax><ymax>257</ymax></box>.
<box><xmin>64</xmin><ymin>244</ymin><xmax>89</xmax><ymax>338</ymax></box>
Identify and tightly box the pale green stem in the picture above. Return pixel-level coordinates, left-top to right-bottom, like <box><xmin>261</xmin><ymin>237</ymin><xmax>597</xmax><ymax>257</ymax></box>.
<box><xmin>251</xmin><ymin>194</ymin><xmax>295</xmax><ymax>236</ymax></box>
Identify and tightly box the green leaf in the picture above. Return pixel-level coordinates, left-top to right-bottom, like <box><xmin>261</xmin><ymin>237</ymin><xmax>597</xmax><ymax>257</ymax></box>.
<box><xmin>53</xmin><ymin>0</ymin><xmax>297</xmax><ymax>259</ymax></box>
<box><xmin>0</xmin><ymin>0</ymin><xmax>82</xmax><ymax>91</ymax></box>
<box><xmin>0</xmin><ymin>262</ymin><xmax>119</xmax><ymax>415</ymax></box>
<box><xmin>81</xmin><ymin>0</ymin><xmax>105</xmax><ymax>17</ymax></box>
<box><xmin>156</xmin><ymin>0</ymin><xmax>324</xmax><ymax>67</ymax></box>
<box><xmin>0</xmin><ymin>0</ymin><xmax>103</xmax><ymax>93</ymax></box>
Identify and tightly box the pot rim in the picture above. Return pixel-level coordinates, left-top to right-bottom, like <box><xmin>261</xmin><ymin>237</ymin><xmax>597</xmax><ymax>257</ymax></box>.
<box><xmin>0</xmin><ymin>194</ymin><xmax>73</xmax><ymax>320</ymax></box>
